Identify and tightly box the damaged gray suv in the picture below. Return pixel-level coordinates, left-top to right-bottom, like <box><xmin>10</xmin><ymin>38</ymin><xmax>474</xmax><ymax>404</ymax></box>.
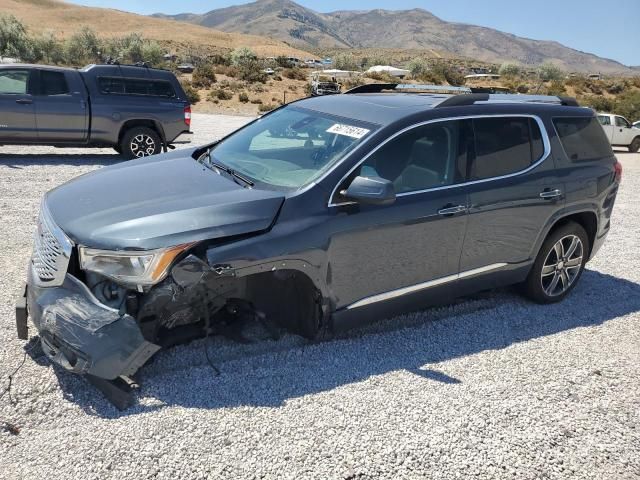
<box><xmin>16</xmin><ymin>85</ymin><xmax>620</xmax><ymax>405</ymax></box>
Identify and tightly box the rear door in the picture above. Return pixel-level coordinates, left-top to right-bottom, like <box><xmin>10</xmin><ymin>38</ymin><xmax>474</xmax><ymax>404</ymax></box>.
<box><xmin>460</xmin><ymin>116</ymin><xmax>562</xmax><ymax>273</ymax></box>
<box><xmin>33</xmin><ymin>69</ymin><xmax>88</xmax><ymax>142</ymax></box>
<box><xmin>597</xmin><ymin>114</ymin><xmax>614</xmax><ymax>144</ymax></box>
<box><xmin>0</xmin><ymin>68</ymin><xmax>37</xmax><ymax>141</ymax></box>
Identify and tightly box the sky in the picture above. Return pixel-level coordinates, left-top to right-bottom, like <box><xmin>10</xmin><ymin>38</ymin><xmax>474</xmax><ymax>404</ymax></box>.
<box><xmin>67</xmin><ymin>0</ymin><xmax>640</xmax><ymax>66</ymax></box>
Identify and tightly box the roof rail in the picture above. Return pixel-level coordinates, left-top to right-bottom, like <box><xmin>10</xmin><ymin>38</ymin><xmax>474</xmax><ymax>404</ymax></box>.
<box><xmin>343</xmin><ymin>82</ymin><xmax>580</xmax><ymax>107</ymax></box>
<box><xmin>436</xmin><ymin>93</ymin><xmax>579</xmax><ymax>108</ymax></box>
<box><xmin>344</xmin><ymin>83</ymin><xmax>471</xmax><ymax>95</ymax></box>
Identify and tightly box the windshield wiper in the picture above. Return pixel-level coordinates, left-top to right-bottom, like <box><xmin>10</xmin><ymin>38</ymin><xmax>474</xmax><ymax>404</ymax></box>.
<box><xmin>200</xmin><ymin>149</ymin><xmax>255</xmax><ymax>187</ymax></box>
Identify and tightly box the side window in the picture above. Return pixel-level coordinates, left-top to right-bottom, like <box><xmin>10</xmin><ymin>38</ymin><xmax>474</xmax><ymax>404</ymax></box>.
<box><xmin>146</xmin><ymin>80</ymin><xmax>175</xmax><ymax>97</ymax></box>
<box><xmin>0</xmin><ymin>70</ymin><xmax>29</xmax><ymax>94</ymax></box>
<box><xmin>598</xmin><ymin>115</ymin><xmax>611</xmax><ymax>126</ymax></box>
<box><xmin>39</xmin><ymin>71</ymin><xmax>69</xmax><ymax>95</ymax></box>
<box><xmin>615</xmin><ymin>116</ymin><xmax>630</xmax><ymax>128</ymax></box>
<box><xmin>553</xmin><ymin>117</ymin><xmax>613</xmax><ymax>162</ymax></box>
<box><xmin>356</xmin><ymin>120</ymin><xmax>468</xmax><ymax>194</ymax></box>
<box><xmin>97</xmin><ymin>77</ymin><xmax>175</xmax><ymax>97</ymax></box>
<box><xmin>470</xmin><ymin>117</ymin><xmax>544</xmax><ymax>180</ymax></box>
<box><xmin>98</xmin><ymin>76</ymin><xmax>125</xmax><ymax>94</ymax></box>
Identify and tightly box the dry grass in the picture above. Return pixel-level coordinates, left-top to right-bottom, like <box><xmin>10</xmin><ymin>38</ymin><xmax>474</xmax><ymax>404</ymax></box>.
<box><xmin>190</xmin><ymin>74</ymin><xmax>309</xmax><ymax>116</ymax></box>
<box><xmin>1</xmin><ymin>0</ymin><xmax>312</xmax><ymax>58</ymax></box>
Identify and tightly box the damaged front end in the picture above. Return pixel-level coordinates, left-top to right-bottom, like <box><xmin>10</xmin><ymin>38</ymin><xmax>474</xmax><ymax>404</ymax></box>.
<box><xmin>17</xmin><ymin>203</ymin><xmax>161</xmax><ymax>382</ymax></box>
<box><xmin>17</xmin><ymin>202</ymin><xmax>324</xmax><ymax>408</ymax></box>
<box><xmin>25</xmin><ymin>272</ymin><xmax>160</xmax><ymax>380</ymax></box>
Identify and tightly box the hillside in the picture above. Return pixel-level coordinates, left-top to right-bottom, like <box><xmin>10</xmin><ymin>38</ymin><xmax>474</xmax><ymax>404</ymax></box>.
<box><xmin>155</xmin><ymin>0</ymin><xmax>633</xmax><ymax>74</ymax></box>
<box><xmin>0</xmin><ymin>0</ymin><xmax>312</xmax><ymax>58</ymax></box>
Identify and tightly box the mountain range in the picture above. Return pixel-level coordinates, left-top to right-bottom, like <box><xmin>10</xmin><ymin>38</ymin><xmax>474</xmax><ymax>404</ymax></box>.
<box><xmin>154</xmin><ymin>0</ymin><xmax>632</xmax><ymax>74</ymax></box>
<box><xmin>2</xmin><ymin>0</ymin><xmax>310</xmax><ymax>59</ymax></box>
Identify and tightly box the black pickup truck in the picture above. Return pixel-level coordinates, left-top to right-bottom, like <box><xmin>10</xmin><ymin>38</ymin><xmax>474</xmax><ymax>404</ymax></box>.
<box><xmin>0</xmin><ymin>63</ymin><xmax>191</xmax><ymax>158</ymax></box>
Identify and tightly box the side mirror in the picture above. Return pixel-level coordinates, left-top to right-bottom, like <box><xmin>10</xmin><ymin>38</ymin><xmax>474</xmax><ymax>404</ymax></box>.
<box><xmin>342</xmin><ymin>175</ymin><xmax>396</xmax><ymax>206</ymax></box>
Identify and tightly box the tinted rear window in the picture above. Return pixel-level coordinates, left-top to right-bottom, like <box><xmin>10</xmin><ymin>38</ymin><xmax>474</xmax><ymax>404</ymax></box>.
<box><xmin>40</xmin><ymin>71</ymin><xmax>69</xmax><ymax>95</ymax></box>
<box><xmin>470</xmin><ymin>117</ymin><xmax>545</xmax><ymax>180</ymax></box>
<box><xmin>97</xmin><ymin>76</ymin><xmax>175</xmax><ymax>97</ymax></box>
<box><xmin>553</xmin><ymin>117</ymin><xmax>613</xmax><ymax>162</ymax></box>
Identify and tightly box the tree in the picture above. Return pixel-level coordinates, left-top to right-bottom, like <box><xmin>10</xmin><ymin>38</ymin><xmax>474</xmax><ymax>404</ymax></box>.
<box><xmin>0</xmin><ymin>14</ymin><xmax>32</xmax><ymax>60</ymax></box>
<box><xmin>614</xmin><ymin>91</ymin><xmax>640</xmax><ymax>122</ymax></box>
<box><xmin>537</xmin><ymin>62</ymin><xmax>564</xmax><ymax>82</ymax></box>
<box><xmin>32</xmin><ymin>31</ymin><xmax>65</xmax><ymax>64</ymax></box>
<box><xmin>65</xmin><ymin>26</ymin><xmax>100</xmax><ymax>65</ymax></box>
<box><xmin>192</xmin><ymin>63</ymin><xmax>217</xmax><ymax>88</ymax></box>
<box><xmin>333</xmin><ymin>53</ymin><xmax>358</xmax><ymax>71</ymax></box>
<box><xmin>499</xmin><ymin>63</ymin><xmax>520</xmax><ymax>77</ymax></box>
<box><xmin>230</xmin><ymin>47</ymin><xmax>257</xmax><ymax>68</ymax></box>
<box><xmin>141</xmin><ymin>41</ymin><xmax>165</xmax><ymax>67</ymax></box>
<box><xmin>407</xmin><ymin>58</ymin><xmax>429</xmax><ymax>78</ymax></box>
<box><xmin>230</xmin><ymin>47</ymin><xmax>265</xmax><ymax>82</ymax></box>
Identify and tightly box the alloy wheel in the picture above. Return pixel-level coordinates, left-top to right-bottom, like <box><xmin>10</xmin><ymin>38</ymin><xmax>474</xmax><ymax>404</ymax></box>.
<box><xmin>130</xmin><ymin>134</ymin><xmax>157</xmax><ymax>157</ymax></box>
<box><xmin>540</xmin><ymin>234</ymin><xmax>584</xmax><ymax>297</ymax></box>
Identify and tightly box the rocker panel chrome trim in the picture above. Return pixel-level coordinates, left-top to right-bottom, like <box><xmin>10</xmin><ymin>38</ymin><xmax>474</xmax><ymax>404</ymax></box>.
<box><xmin>345</xmin><ymin>263</ymin><xmax>508</xmax><ymax>310</ymax></box>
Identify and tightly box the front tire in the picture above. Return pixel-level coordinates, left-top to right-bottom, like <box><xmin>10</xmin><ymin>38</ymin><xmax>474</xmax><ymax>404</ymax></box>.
<box><xmin>629</xmin><ymin>137</ymin><xmax>640</xmax><ymax>153</ymax></box>
<box><xmin>120</xmin><ymin>126</ymin><xmax>162</xmax><ymax>159</ymax></box>
<box><xmin>523</xmin><ymin>222</ymin><xmax>589</xmax><ymax>303</ymax></box>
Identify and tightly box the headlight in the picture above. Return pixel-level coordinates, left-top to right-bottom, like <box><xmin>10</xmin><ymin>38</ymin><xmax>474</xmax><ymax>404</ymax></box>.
<box><xmin>79</xmin><ymin>243</ymin><xmax>194</xmax><ymax>286</ymax></box>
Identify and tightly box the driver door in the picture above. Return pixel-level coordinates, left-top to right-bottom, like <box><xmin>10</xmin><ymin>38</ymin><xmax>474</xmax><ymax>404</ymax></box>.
<box><xmin>326</xmin><ymin>119</ymin><xmax>472</xmax><ymax>310</ymax></box>
<box><xmin>0</xmin><ymin>68</ymin><xmax>37</xmax><ymax>141</ymax></box>
<box><xmin>613</xmin><ymin>116</ymin><xmax>635</xmax><ymax>146</ymax></box>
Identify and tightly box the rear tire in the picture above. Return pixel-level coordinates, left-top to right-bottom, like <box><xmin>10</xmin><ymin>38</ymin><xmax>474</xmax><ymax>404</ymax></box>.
<box><xmin>523</xmin><ymin>221</ymin><xmax>589</xmax><ymax>304</ymax></box>
<box><xmin>629</xmin><ymin>137</ymin><xmax>640</xmax><ymax>153</ymax></box>
<box><xmin>120</xmin><ymin>126</ymin><xmax>162</xmax><ymax>160</ymax></box>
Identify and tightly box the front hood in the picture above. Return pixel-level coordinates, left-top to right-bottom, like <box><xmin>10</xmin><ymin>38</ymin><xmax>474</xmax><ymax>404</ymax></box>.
<box><xmin>45</xmin><ymin>151</ymin><xmax>285</xmax><ymax>250</ymax></box>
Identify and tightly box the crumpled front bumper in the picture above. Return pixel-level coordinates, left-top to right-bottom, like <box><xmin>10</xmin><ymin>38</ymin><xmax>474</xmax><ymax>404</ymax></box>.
<box><xmin>19</xmin><ymin>267</ymin><xmax>160</xmax><ymax>380</ymax></box>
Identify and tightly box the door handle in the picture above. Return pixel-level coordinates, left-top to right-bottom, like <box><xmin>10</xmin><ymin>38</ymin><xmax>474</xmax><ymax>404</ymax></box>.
<box><xmin>438</xmin><ymin>205</ymin><xmax>467</xmax><ymax>216</ymax></box>
<box><xmin>15</xmin><ymin>98</ymin><xmax>32</xmax><ymax>105</ymax></box>
<box><xmin>539</xmin><ymin>189</ymin><xmax>562</xmax><ymax>199</ymax></box>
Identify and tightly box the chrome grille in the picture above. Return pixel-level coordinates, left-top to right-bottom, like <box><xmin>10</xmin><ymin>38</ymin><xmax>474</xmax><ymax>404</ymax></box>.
<box><xmin>31</xmin><ymin>203</ymin><xmax>73</xmax><ymax>286</ymax></box>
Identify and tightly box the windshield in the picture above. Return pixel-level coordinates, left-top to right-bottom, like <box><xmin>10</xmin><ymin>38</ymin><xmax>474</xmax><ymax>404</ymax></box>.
<box><xmin>207</xmin><ymin>106</ymin><xmax>377</xmax><ymax>189</ymax></box>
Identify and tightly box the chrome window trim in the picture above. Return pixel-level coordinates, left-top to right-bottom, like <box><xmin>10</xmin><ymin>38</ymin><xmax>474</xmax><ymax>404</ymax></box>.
<box><xmin>345</xmin><ymin>262</ymin><xmax>508</xmax><ymax>310</ymax></box>
<box><xmin>328</xmin><ymin>114</ymin><xmax>551</xmax><ymax>207</ymax></box>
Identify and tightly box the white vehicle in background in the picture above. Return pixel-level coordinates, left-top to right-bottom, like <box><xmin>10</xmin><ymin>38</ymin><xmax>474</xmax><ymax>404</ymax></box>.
<box><xmin>633</xmin><ymin>120</ymin><xmax>640</xmax><ymax>129</ymax></box>
<box><xmin>597</xmin><ymin>113</ymin><xmax>640</xmax><ymax>152</ymax></box>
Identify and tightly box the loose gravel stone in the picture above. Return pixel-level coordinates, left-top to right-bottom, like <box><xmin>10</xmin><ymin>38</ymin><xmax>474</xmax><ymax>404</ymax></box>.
<box><xmin>0</xmin><ymin>115</ymin><xmax>638</xmax><ymax>480</ymax></box>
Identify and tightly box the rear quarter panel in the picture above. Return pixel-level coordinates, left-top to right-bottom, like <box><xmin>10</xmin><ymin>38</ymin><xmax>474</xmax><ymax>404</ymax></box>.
<box><xmin>537</xmin><ymin>114</ymin><xmax>618</xmax><ymax>260</ymax></box>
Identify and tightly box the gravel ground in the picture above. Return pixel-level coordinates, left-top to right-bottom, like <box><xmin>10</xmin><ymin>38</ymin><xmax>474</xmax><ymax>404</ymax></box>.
<box><xmin>0</xmin><ymin>114</ymin><xmax>639</xmax><ymax>479</ymax></box>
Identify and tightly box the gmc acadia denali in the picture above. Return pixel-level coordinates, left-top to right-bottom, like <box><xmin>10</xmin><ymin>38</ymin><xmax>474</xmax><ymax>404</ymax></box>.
<box><xmin>15</xmin><ymin>84</ymin><xmax>620</xmax><ymax>407</ymax></box>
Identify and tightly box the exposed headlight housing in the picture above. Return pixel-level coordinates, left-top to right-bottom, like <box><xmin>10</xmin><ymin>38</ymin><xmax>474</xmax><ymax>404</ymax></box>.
<box><xmin>79</xmin><ymin>243</ymin><xmax>194</xmax><ymax>287</ymax></box>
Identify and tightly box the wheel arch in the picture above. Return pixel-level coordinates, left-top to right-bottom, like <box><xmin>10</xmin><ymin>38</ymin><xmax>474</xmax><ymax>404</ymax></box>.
<box><xmin>537</xmin><ymin>209</ymin><xmax>598</xmax><ymax>260</ymax></box>
<box><xmin>209</xmin><ymin>257</ymin><xmax>333</xmax><ymax>338</ymax></box>
<box><xmin>118</xmin><ymin>119</ymin><xmax>166</xmax><ymax>146</ymax></box>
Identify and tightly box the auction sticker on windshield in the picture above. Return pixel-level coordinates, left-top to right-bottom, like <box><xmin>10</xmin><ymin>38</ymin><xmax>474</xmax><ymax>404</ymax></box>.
<box><xmin>327</xmin><ymin>124</ymin><xmax>370</xmax><ymax>139</ymax></box>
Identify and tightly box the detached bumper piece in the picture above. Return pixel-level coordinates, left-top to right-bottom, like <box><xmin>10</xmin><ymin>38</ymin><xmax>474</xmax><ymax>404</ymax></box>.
<box><xmin>23</xmin><ymin>273</ymin><xmax>160</xmax><ymax>409</ymax></box>
<box><xmin>16</xmin><ymin>283</ymin><xmax>28</xmax><ymax>340</ymax></box>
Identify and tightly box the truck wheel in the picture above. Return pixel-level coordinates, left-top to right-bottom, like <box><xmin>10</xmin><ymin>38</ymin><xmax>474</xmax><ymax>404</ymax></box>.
<box><xmin>120</xmin><ymin>127</ymin><xmax>162</xmax><ymax>159</ymax></box>
<box><xmin>522</xmin><ymin>221</ymin><xmax>589</xmax><ymax>304</ymax></box>
<box><xmin>630</xmin><ymin>137</ymin><xmax>640</xmax><ymax>153</ymax></box>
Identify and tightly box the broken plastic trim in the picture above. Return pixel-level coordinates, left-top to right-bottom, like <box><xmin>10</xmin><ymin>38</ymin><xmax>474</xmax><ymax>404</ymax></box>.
<box><xmin>27</xmin><ymin>270</ymin><xmax>160</xmax><ymax>380</ymax></box>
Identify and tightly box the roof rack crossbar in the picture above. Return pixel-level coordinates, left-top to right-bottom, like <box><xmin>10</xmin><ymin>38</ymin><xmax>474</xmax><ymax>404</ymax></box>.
<box><xmin>436</xmin><ymin>93</ymin><xmax>580</xmax><ymax>108</ymax></box>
